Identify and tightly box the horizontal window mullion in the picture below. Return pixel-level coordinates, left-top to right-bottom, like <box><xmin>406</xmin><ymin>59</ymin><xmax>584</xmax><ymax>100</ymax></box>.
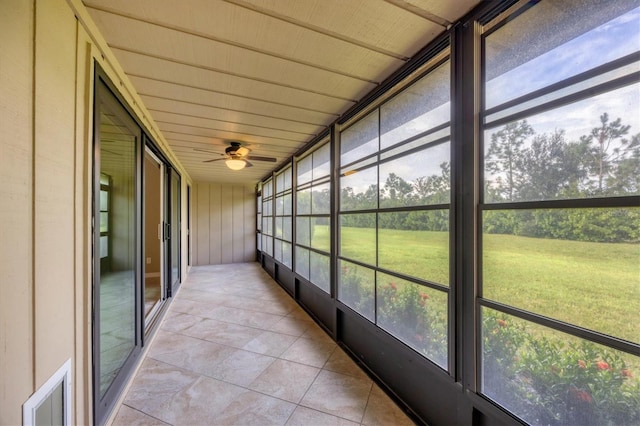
<box><xmin>483</xmin><ymin>71</ymin><xmax>640</xmax><ymax>129</ymax></box>
<box><xmin>375</xmin><ymin>266</ymin><xmax>450</xmax><ymax>294</ymax></box>
<box><xmin>480</xmin><ymin>299</ymin><xmax>640</xmax><ymax>357</ymax></box>
<box><xmin>379</xmin><ymin>135</ymin><xmax>450</xmax><ymax>166</ymax></box>
<box><xmin>295</xmin><ymin>244</ymin><xmax>330</xmax><ymax>257</ymax></box>
<box><xmin>378</xmin><ymin>121</ymin><xmax>450</xmax><ymax>154</ymax></box>
<box><xmin>340</xmin><ymin>151</ymin><xmax>379</xmax><ymax>172</ymax></box>
<box><xmin>484</xmin><ymin>51</ymin><xmax>640</xmax><ymax>117</ymax></box>
<box><xmin>340</xmin><ymin>203</ymin><xmax>450</xmax><ymax>215</ymax></box>
<box><xmin>481</xmin><ymin>196</ymin><xmax>640</xmax><ymax>211</ymax></box>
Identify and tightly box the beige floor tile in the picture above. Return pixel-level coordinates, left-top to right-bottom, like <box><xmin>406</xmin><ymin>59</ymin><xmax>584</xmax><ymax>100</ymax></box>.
<box><xmin>300</xmin><ymin>370</ymin><xmax>373</xmax><ymax>423</ymax></box>
<box><xmin>181</xmin><ymin>317</ymin><xmax>263</xmax><ymax>347</ymax></box>
<box><xmin>159</xmin><ymin>311</ymin><xmax>203</xmax><ymax>333</ymax></box>
<box><xmin>323</xmin><ymin>348</ymin><xmax>369</xmax><ymax>380</ymax></box>
<box><xmin>112</xmin><ymin>264</ymin><xmax>412</xmax><ymax>426</ymax></box>
<box><xmin>214</xmin><ymin>389</ymin><xmax>297</xmax><ymax>425</ymax></box>
<box><xmin>208</xmin><ymin>348</ymin><xmax>276</xmax><ymax>386</ymax></box>
<box><xmin>281</xmin><ymin>337</ymin><xmax>337</xmax><ymax>368</ymax></box>
<box><xmin>285</xmin><ymin>406</ymin><xmax>360</xmax><ymax>426</ymax></box>
<box><xmin>267</xmin><ymin>316</ymin><xmax>314</xmax><ymax>337</ymax></box>
<box><xmin>249</xmin><ymin>359</ymin><xmax>320</xmax><ymax>403</ymax></box>
<box><xmin>242</xmin><ymin>330</ymin><xmax>298</xmax><ymax>357</ymax></box>
<box><xmin>216</xmin><ymin>305</ymin><xmax>285</xmax><ymax>329</ymax></box>
<box><xmin>147</xmin><ymin>330</ymin><xmax>236</xmax><ymax>377</ymax></box>
<box><xmin>123</xmin><ymin>359</ymin><xmax>245</xmax><ymax>424</ymax></box>
<box><xmin>111</xmin><ymin>405</ymin><xmax>170</xmax><ymax>426</ymax></box>
<box><xmin>362</xmin><ymin>385</ymin><xmax>415</xmax><ymax>426</ymax></box>
<box><xmin>301</xmin><ymin>323</ymin><xmax>334</xmax><ymax>343</ymax></box>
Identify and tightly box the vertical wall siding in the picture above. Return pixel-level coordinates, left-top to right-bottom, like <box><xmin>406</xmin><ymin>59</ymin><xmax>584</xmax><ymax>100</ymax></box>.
<box><xmin>0</xmin><ymin>1</ymin><xmax>35</xmax><ymax>424</ymax></box>
<box><xmin>33</xmin><ymin>0</ymin><xmax>77</xmax><ymax>389</ymax></box>
<box><xmin>193</xmin><ymin>182</ymin><xmax>255</xmax><ymax>265</ymax></box>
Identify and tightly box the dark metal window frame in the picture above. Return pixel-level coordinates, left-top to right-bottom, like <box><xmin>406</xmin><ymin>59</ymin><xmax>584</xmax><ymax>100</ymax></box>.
<box><xmin>256</xmin><ymin>0</ymin><xmax>638</xmax><ymax>424</ymax></box>
<box><xmin>294</xmin><ymin>139</ymin><xmax>332</xmax><ymax>292</ymax></box>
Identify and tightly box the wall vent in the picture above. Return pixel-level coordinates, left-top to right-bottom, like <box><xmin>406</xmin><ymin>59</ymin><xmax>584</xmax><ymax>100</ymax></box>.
<box><xmin>23</xmin><ymin>359</ymin><xmax>72</xmax><ymax>426</ymax></box>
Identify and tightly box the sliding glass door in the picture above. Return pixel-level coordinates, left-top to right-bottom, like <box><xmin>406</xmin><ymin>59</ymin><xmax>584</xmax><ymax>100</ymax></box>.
<box><xmin>93</xmin><ymin>75</ymin><xmax>142</xmax><ymax>424</ymax></box>
<box><xmin>144</xmin><ymin>148</ymin><xmax>166</xmax><ymax>323</ymax></box>
<box><xmin>169</xmin><ymin>168</ymin><xmax>181</xmax><ymax>293</ymax></box>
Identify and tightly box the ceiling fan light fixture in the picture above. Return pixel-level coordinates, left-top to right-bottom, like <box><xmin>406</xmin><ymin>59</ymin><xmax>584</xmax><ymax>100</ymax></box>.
<box><xmin>225</xmin><ymin>159</ymin><xmax>246</xmax><ymax>170</ymax></box>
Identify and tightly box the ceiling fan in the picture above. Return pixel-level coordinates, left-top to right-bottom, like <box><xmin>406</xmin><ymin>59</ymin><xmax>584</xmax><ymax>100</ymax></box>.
<box><xmin>195</xmin><ymin>142</ymin><xmax>277</xmax><ymax>170</ymax></box>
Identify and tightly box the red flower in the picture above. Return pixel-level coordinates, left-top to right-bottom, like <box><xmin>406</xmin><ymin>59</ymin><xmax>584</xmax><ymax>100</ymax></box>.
<box><xmin>621</xmin><ymin>369</ymin><xmax>633</xmax><ymax>378</ymax></box>
<box><xmin>420</xmin><ymin>293</ymin><xmax>430</xmax><ymax>300</ymax></box>
<box><xmin>578</xmin><ymin>360</ymin><xmax>586</xmax><ymax>369</ymax></box>
<box><xmin>596</xmin><ymin>361</ymin><xmax>611</xmax><ymax>371</ymax></box>
<box><xmin>390</xmin><ymin>282</ymin><xmax>397</xmax><ymax>290</ymax></box>
<box><xmin>497</xmin><ymin>319</ymin><xmax>507</xmax><ymax>327</ymax></box>
<box><xmin>570</xmin><ymin>387</ymin><xmax>593</xmax><ymax>404</ymax></box>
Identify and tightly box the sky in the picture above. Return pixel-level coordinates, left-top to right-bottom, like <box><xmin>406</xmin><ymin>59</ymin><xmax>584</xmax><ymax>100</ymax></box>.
<box><xmin>339</xmin><ymin>5</ymin><xmax>640</xmax><ymax>194</ymax></box>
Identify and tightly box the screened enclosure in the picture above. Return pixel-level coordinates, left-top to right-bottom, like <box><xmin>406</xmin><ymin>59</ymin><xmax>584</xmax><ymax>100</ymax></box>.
<box><xmin>257</xmin><ymin>1</ymin><xmax>640</xmax><ymax>425</ymax></box>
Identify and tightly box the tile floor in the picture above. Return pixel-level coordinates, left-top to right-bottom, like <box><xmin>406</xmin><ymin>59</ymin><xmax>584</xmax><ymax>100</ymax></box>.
<box><xmin>110</xmin><ymin>263</ymin><xmax>416</xmax><ymax>426</ymax></box>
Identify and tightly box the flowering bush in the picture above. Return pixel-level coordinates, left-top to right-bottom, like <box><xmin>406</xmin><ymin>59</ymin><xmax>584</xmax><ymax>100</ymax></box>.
<box><xmin>338</xmin><ymin>262</ymin><xmax>374</xmax><ymax>321</ymax></box>
<box><xmin>483</xmin><ymin>309</ymin><xmax>640</xmax><ymax>425</ymax></box>
<box><xmin>377</xmin><ymin>278</ymin><xmax>448</xmax><ymax>368</ymax></box>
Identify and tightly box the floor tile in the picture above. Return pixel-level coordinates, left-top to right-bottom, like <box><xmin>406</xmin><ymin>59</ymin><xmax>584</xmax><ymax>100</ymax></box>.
<box><xmin>301</xmin><ymin>322</ymin><xmax>334</xmax><ymax>343</ymax></box>
<box><xmin>181</xmin><ymin>317</ymin><xmax>263</xmax><ymax>347</ymax></box>
<box><xmin>208</xmin><ymin>348</ymin><xmax>276</xmax><ymax>386</ymax></box>
<box><xmin>249</xmin><ymin>359</ymin><xmax>320</xmax><ymax>403</ymax></box>
<box><xmin>214</xmin><ymin>389</ymin><xmax>297</xmax><ymax>425</ymax></box>
<box><xmin>159</xmin><ymin>311</ymin><xmax>203</xmax><ymax>333</ymax></box>
<box><xmin>267</xmin><ymin>316</ymin><xmax>314</xmax><ymax>337</ymax></box>
<box><xmin>111</xmin><ymin>263</ymin><xmax>412</xmax><ymax>426</ymax></box>
<box><xmin>281</xmin><ymin>336</ymin><xmax>337</xmax><ymax>368</ymax></box>
<box><xmin>300</xmin><ymin>370</ymin><xmax>373</xmax><ymax>423</ymax></box>
<box><xmin>285</xmin><ymin>406</ymin><xmax>360</xmax><ymax>426</ymax></box>
<box><xmin>147</xmin><ymin>330</ymin><xmax>236</xmax><ymax>377</ymax></box>
<box><xmin>111</xmin><ymin>405</ymin><xmax>170</xmax><ymax>426</ymax></box>
<box><xmin>242</xmin><ymin>330</ymin><xmax>298</xmax><ymax>357</ymax></box>
<box><xmin>123</xmin><ymin>359</ymin><xmax>245</xmax><ymax>424</ymax></box>
<box><xmin>362</xmin><ymin>384</ymin><xmax>415</xmax><ymax>426</ymax></box>
<box><xmin>323</xmin><ymin>347</ymin><xmax>369</xmax><ymax>380</ymax></box>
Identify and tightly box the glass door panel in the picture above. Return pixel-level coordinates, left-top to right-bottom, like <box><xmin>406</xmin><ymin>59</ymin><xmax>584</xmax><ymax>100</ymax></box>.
<box><xmin>144</xmin><ymin>149</ymin><xmax>165</xmax><ymax>322</ymax></box>
<box><xmin>97</xmin><ymin>97</ymin><xmax>138</xmax><ymax>398</ymax></box>
<box><xmin>170</xmin><ymin>169</ymin><xmax>180</xmax><ymax>292</ymax></box>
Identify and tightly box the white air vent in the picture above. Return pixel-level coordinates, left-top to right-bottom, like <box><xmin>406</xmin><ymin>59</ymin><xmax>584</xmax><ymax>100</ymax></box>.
<box><xmin>23</xmin><ymin>359</ymin><xmax>72</xmax><ymax>426</ymax></box>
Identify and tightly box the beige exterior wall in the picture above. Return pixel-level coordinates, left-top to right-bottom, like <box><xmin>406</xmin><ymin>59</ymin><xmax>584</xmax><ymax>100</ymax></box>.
<box><xmin>0</xmin><ymin>0</ymin><xmax>191</xmax><ymax>424</ymax></box>
<box><xmin>193</xmin><ymin>183</ymin><xmax>256</xmax><ymax>265</ymax></box>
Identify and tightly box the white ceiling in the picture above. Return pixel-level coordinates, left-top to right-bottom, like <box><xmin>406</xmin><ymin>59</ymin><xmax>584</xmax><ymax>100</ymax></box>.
<box><xmin>84</xmin><ymin>0</ymin><xmax>480</xmax><ymax>184</ymax></box>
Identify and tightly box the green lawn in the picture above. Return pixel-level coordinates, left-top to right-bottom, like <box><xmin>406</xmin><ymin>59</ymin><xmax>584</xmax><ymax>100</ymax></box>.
<box><xmin>337</xmin><ymin>226</ymin><xmax>640</xmax><ymax>344</ymax></box>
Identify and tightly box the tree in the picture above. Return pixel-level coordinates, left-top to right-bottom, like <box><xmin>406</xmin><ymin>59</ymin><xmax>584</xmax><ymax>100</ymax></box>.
<box><xmin>519</xmin><ymin>130</ymin><xmax>589</xmax><ymax>201</ymax></box>
<box><xmin>582</xmin><ymin>113</ymin><xmax>630</xmax><ymax>194</ymax></box>
<box><xmin>380</xmin><ymin>173</ymin><xmax>414</xmax><ymax>207</ymax></box>
<box><xmin>413</xmin><ymin>162</ymin><xmax>450</xmax><ymax>204</ymax></box>
<box><xmin>486</xmin><ymin>120</ymin><xmax>534</xmax><ymax>202</ymax></box>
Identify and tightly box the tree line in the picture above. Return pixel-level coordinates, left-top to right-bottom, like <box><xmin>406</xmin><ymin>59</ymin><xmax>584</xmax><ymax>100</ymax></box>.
<box><xmin>339</xmin><ymin>113</ymin><xmax>639</xmax><ymax>243</ymax></box>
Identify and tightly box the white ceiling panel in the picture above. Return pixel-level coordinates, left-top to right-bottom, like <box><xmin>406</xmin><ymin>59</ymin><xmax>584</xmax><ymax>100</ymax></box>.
<box><xmin>138</xmin><ymin>96</ymin><xmax>321</xmax><ymax>135</ymax></box>
<box><xmin>88</xmin><ymin>9</ymin><xmax>377</xmax><ymax>100</ymax></box>
<box><xmin>133</xmin><ymin>78</ymin><xmax>334</xmax><ymax>127</ymax></box>
<box><xmin>397</xmin><ymin>0</ymin><xmax>481</xmax><ymax>22</ymax></box>
<box><xmin>234</xmin><ymin>0</ymin><xmax>444</xmax><ymax>56</ymax></box>
<box><xmin>84</xmin><ymin>0</ymin><xmax>482</xmax><ymax>184</ymax></box>
<box><xmin>111</xmin><ymin>49</ymin><xmax>352</xmax><ymax>115</ymax></box>
<box><xmin>84</xmin><ymin>0</ymin><xmax>407</xmax><ymax>82</ymax></box>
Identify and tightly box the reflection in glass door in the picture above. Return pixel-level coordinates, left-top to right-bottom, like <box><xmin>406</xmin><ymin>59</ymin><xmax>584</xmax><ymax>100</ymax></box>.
<box><xmin>93</xmin><ymin>77</ymin><xmax>141</xmax><ymax>423</ymax></box>
<box><xmin>144</xmin><ymin>148</ymin><xmax>165</xmax><ymax>323</ymax></box>
<box><xmin>170</xmin><ymin>169</ymin><xmax>181</xmax><ymax>293</ymax></box>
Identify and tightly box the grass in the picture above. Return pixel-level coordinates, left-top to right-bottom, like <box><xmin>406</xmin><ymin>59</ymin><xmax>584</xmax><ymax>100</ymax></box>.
<box><xmin>336</xmin><ymin>226</ymin><xmax>640</xmax><ymax>344</ymax></box>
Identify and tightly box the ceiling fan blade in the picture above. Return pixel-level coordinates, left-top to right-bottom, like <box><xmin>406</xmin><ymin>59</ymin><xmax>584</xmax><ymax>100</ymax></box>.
<box><xmin>246</xmin><ymin>155</ymin><xmax>277</xmax><ymax>162</ymax></box>
<box><xmin>245</xmin><ymin>160</ymin><xmax>253</xmax><ymax>168</ymax></box>
<box><xmin>203</xmin><ymin>158</ymin><xmax>225</xmax><ymax>163</ymax></box>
